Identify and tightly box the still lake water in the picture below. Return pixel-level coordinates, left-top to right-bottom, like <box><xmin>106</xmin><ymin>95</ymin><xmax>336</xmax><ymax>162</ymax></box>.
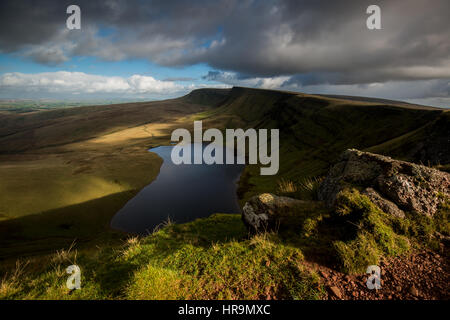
<box><xmin>111</xmin><ymin>143</ymin><xmax>245</xmax><ymax>234</ymax></box>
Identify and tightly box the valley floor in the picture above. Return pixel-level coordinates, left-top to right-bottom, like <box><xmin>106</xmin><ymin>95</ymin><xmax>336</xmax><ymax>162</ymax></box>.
<box><xmin>0</xmin><ymin>99</ymin><xmax>209</xmax><ymax>259</ymax></box>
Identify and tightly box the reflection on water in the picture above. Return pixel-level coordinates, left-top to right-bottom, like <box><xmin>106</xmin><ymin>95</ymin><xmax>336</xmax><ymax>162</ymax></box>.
<box><xmin>111</xmin><ymin>143</ymin><xmax>244</xmax><ymax>234</ymax></box>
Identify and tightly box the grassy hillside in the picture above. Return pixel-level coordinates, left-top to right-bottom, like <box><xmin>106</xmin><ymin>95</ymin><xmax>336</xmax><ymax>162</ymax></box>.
<box><xmin>0</xmin><ymin>214</ymin><xmax>323</xmax><ymax>300</ymax></box>
<box><xmin>0</xmin><ymin>97</ymin><xmax>212</xmax><ymax>258</ymax></box>
<box><xmin>0</xmin><ymin>98</ymin><xmax>208</xmax><ymax>153</ymax></box>
<box><xmin>194</xmin><ymin>87</ymin><xmax>447</xmax><ymax>202</ymax></box>
<box><xmin>0</xmin><ymin>87</ymin><xmax>448</xmax><ymax>299</ymax></box>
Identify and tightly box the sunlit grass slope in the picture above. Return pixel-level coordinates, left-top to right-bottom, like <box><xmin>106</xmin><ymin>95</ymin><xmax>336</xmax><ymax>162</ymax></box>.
<box><xmin>0</xmin><ymin>214</ymin><xmax>323</xmax><ymax>300</ymax></box>
<box><xmin>2</xmin><ymin>198</ymin><xmax>447</xmax><ymax>299</ymax></box>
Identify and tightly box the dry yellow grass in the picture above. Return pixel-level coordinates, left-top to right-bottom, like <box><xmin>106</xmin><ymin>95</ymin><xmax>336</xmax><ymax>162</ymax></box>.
<box><xmin>277</xmin><ymin>178</ymin><xmax>298</xmax><ymax>193</ymax></box>
<box><xmin>0</xmin><ymin>259</ymin><xmax>29</xmax><ymax>298</ymax></box>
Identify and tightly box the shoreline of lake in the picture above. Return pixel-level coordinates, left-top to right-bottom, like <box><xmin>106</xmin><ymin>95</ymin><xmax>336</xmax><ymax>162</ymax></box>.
<box><xmin>111</xmin><ymin>143</ymin><xmax>245</xmax><ymax>234</ymax></box>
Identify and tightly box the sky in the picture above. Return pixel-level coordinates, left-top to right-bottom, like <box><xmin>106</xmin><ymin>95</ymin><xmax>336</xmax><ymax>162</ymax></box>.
<box><xmin>0</xmin><ymin>0</ymin><xmax>449</xmax><ymax>107</ymax></box>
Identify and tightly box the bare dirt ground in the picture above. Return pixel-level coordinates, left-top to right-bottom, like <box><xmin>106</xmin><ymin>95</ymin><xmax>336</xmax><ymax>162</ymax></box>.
<box><xmin>311</xmin><ymin>247</ymin><xmax>449</xmax><ymax>300</ymax></box>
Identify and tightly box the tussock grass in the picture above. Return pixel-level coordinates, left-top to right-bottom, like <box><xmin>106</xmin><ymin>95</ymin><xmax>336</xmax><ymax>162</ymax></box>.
<box><xmin>298</xmin><ymin>177</ymin><xmax>323</xmax><ymax>200</ymax></box>
<box><xmin>0</xmin><ymin>214</ymin><xmax>324</xmax><ymax>300</ymax></box>
<box><xmin>277</xmin><ymin>178</ymin><xmax>297</xmax><ymax>193</ymax></box>
<box><xmin>276</xmin><ymin>176</ymin><xmax>322</xmax><ymax>200</ymax></box>
<box><xmin>125</xmin><ymin>225</ymin><xmax>322</xmax><ymax>300</ymax></box>
<box><xmin>150</xmin><ymin>216</ymin><xmax>174</xmax><ymax>234</ymax></box>
<box><xmin>52</xmin><ymin>241</ymin><xmax>78</xmax><ymax>265</ymax></box>
<box><xmin>0</xmin><ymin>260</ymin><xmax>29</xmax><ymax>299</ymax></box>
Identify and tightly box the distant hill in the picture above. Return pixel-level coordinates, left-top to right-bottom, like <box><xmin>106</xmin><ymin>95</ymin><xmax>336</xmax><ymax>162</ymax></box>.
<box><xmin>181</xmin><ymin>87</ymin><xmax>449</xmax><ymax>199</ymax></box>
<box><xmin>1</xmin><ymin>86</ymin><xmax>447</xmax><ymax>167</ymax></box>
<box><xmin>191</xmin><ymin>86</ymin><xmax>448</xmax><ymax>163</ymax></box>
<box><xmin>318</xmin><ymin>94</ymin><xmax>440</xmax><ymax>110</ymax></box>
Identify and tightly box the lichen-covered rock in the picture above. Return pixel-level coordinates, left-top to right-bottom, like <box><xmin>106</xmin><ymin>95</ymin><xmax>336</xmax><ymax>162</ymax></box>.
<box><xmin>242</xmin><ymin>193</ymin><xmax>304</xmax><ymax>233</ymax></box>
<box><xmin>318</xmin><ymin>149</ymin><xmax>450</xmax><ymax>217</ymax></box>
<box><xmin>362</xmin><ymin>187</ymin><xmax>405</xmax><ymax>219</ymax></box>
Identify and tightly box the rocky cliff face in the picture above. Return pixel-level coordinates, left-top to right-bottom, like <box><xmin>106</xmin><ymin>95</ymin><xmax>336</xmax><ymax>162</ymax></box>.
<box><xmin>318</xmin><ymin>149</ymin><xmax>450</xmax><ymax>218</ymax></box>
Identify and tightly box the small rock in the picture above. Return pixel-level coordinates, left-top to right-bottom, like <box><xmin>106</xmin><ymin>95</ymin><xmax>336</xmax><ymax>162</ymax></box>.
<box><xmin>409</xmin><ymin>286</ymin><xmax>419</xmax><ymax>297</ymax></box>
<box><xmin>362</xmin><ymin>187</ymin><xmax>405</xmax><ymax>218</ymax></box>
<box><xmin>241</xmin><ymin>193</ymin><xmax>304</xmax><ymax>233</ymax></box>
<box><xmin>328</xmin><ymin>286</ymin><xmax>342</xmax><ymax>299</ymax></box>
<box><xmin>319</xmin><ymin>270</ymin><xmax>328</xmax><ymax>278</ymax></box>
<box><xmin>396</xmin><ymin>286</ymin><xmax>402</xmax><ymax>292</ymax></box>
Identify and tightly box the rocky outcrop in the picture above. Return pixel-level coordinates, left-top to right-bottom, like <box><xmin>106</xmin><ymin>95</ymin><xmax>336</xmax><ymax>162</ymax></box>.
<box><xmin>361</xmin><ymin>188</ymin><xmax>405</xmax><ymax>219</ymax></box>
<box><xmin>318</xmin><ymin>149</ymin><xmax>450</xmax><ymax>217</ymax></box>
<box><xmin>242</xmin><ymin>193</ymin><xmax>304</xmax><ymax>233</ymax></box>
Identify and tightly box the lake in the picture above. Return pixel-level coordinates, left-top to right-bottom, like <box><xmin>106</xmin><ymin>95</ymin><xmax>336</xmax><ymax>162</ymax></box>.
<box><xmin>111</xmin><ymin>143</ymin><xmax>245</xmax><ymax>234</ymax></box>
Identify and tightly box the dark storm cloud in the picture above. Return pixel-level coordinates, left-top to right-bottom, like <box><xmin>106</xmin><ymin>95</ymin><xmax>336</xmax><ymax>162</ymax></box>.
<box><xmin>195</xmin><ymin>0</ymin><xmax>450</xmax><ymax>83</ymax></box>
<box><xmin>0</xmin><ymin>0</ymin><xmax>449</xmax><ymax>86</ymax></box>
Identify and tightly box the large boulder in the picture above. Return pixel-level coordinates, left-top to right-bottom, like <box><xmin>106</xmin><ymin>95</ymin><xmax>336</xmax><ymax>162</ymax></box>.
<box><xmin>318</xmin><ymin>149</ymin><xmax>450</xmax><ymax>217</ymax></box>
<box><xmin>242</xmin><ymin>193</ymin><xmax>304</xmax><ymax>233</ymax></box>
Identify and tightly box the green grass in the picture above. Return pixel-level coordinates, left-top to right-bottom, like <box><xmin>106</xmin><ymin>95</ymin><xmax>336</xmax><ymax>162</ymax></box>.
<box><xmin>196</xmin><ymin>87</ymin><xmax>445</xmax><ymax>204</ymax></box>
<box><xmin>3</xmin><ymin>189</ymin><xmax>444</xmax><ymax>299</ymax></box>
<box><xmin>0</xmin><ymin>87</ymin><xmax>448</xmax><ymax>299</ymax></box>
<box><xmin>0</xmin><ymin>100</ymin><xmax>131</xmax><ymax>114</ymax></box>
<box><xmin>392</xmin><ymin>197</ymin><xmax>450</xmax><ymax>250</ymax></box>
<box><xmin>0</xmin><ymin>214</ymin><xmax>324</xmax><ymax>300</ymax></box>
<box><xmin>1</xmin><ymin>187</ymin><xmax>447</xmax><ymax>299</ymax></box>
<box><xmin>331</xmin><ymin>188</ymin><xmax>416</xmax><ymax>273</ymax></box>
<box><xmin>0</xmin><ymin>191</ymin><xmax>136</xmax><ymax>260</ymax></box>
<box><xmin>0</xmin><ymin>96</ymin><xmax>208</xmax><ymax>259</ymax></box>
<box><xmin>0</xmin><ymin>150</ymin><xmax>162</xmax><ymax>220</ymax></box>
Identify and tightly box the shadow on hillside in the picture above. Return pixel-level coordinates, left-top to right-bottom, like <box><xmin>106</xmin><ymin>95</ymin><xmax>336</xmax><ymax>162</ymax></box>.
<box><xmin>0</xmin><ymin>190</ymin><xmax>139</xmax><ymax>260</ymax></box>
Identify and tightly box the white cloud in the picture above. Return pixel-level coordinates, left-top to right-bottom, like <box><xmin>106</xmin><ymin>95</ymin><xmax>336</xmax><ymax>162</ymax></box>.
<box><xmin>0</xmin><ymin>71</ymin><xmax>233</xmax><ymax>100</ymax></box>
<box><xmin>0</xmin><ymin>71</ymin><xmax>447</xmax><ymax>108</ymax></box>
<box><xmin>203</xmin><ymin>71</ymin><xmax>290</xmax><ymax>89</ymax></box>
<box><xmin>0</xmin><ymin>71</ymin><xmax>185</xmax><ymax>96</ymax></box>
